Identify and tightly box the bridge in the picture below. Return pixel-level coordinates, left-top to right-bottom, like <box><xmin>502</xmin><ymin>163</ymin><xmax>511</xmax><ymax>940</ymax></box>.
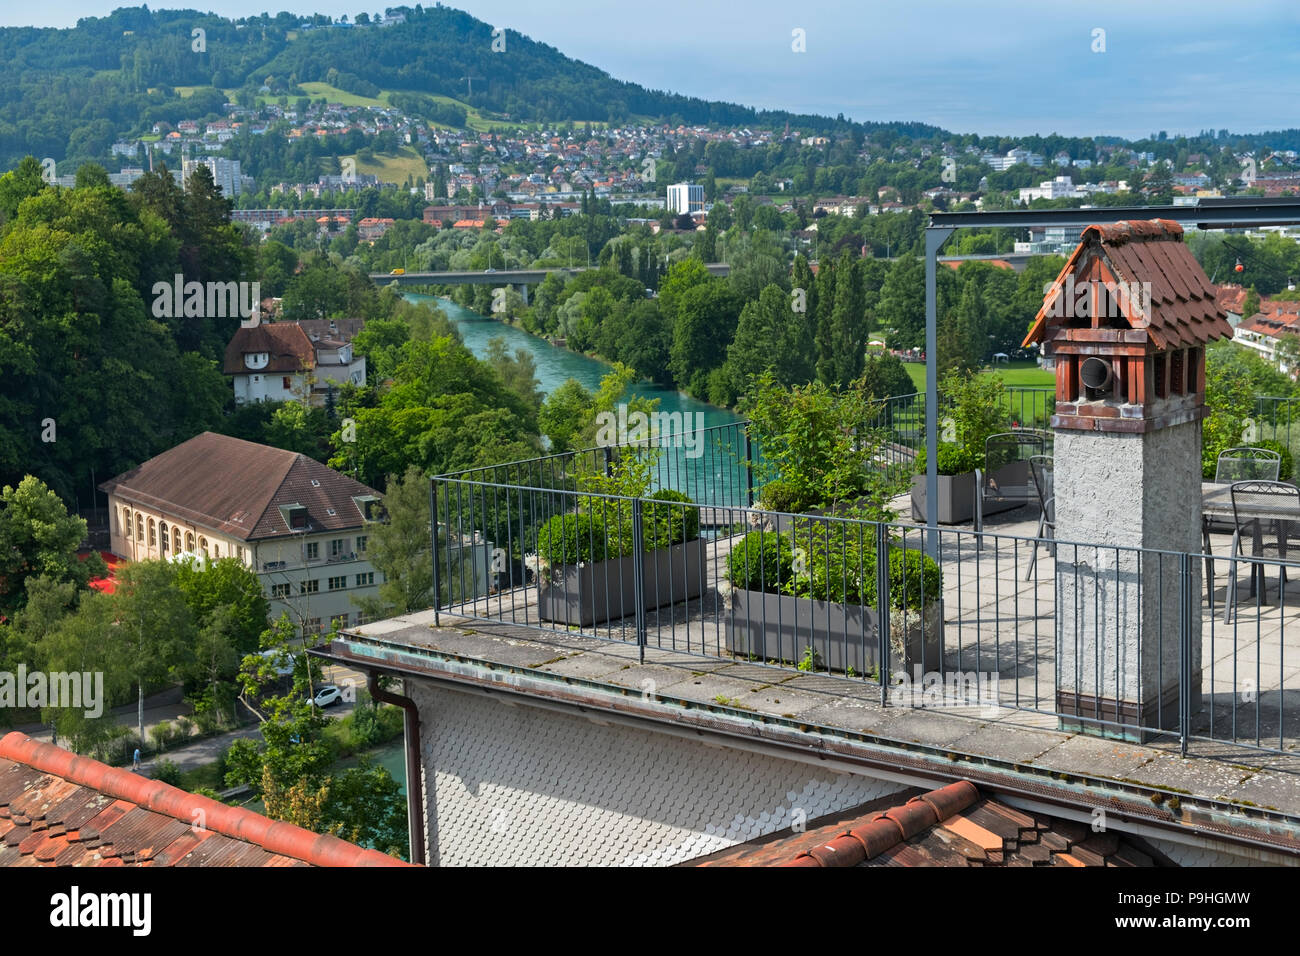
<box><xmin>370</xmin><ymin>263</ymin><xmax>732</xmax><ymax>300</ymax></box>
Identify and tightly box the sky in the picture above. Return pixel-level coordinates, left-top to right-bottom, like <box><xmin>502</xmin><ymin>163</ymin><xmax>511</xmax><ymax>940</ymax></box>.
<box><xmin>5</xmin><ymin>1</ymin><xmax>1299</xmax><ymax>138</ymax></box>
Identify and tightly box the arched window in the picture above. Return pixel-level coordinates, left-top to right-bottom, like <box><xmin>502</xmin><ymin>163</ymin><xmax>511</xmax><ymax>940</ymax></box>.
<box><xmin>123</xmin><ymin>509</ymin><xmax>131</xmax><ymax>538</ymax></box>
<box><xmin>160</xmin><ymin>524</ymin><xmax>169</xmax><ymax>551</ymax></box>
<box><xmin>186</xmin><ymin>532</ymin><xmax>195</xmax><ymax>552</ymax></box>
<box><xmin>148</xmin><ymin>519</ymin><xmax>156</xmax><ymax>547</ymax></box>
<box><xmin>199</xmin><ymin>536</ymin><xmax>209</xmax><ymax>556</ymax></box>
<box><xmin>173</xmin><ymin>526</ymin><xmax>183</xmax><ymax>552</ymax></box>
<box><xmin>136</xmin><ymin>514</ymin><xmax>144</xmax><ymax>541</ymax></box>
<box><xmin>213</xmin><ymin>543</ymin><xmax>221</xmax><ymax>557</ymax></box>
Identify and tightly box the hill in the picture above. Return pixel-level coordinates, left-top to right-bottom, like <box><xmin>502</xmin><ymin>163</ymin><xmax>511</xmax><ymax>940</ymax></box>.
<box><xmin>0</xmin><ymin>5</ymin><xmax>946</xmax><ymax>170</ymax></box>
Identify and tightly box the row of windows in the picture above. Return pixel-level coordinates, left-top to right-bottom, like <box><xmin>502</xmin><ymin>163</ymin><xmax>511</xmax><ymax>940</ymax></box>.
<box><xmin>118</xmin><ymin>508</ymin><xmax>246</xmax><ymax>564</ymax></box>
<box><xmin>303</xmin><ymin>536</ymin><xmax>368</xmax><ymax>561</ymax></box>
<box><xmin>269</xmin><ymin>572</ymin><xmax>379</xmax><ymax>599</ymax></box>
<box><xmin>303</xmin><ymin>612</ymin><xmax>368</xmax><ymax>634</ymax></box>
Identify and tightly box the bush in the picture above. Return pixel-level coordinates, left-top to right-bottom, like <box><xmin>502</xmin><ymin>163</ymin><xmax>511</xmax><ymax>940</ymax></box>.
<box><xmin>915</xmin><ymin>441</ymin><xmax>980</xmax><ymax>476</ymax></box>
<box><xmin>644</xmin><ymin>489</ymin><xmax>700</xmax><ymax>549</ymax></box>
<box><xmin>727</xmin><ymin>527</ymin><xmax>942</xmax><ymax>610</ymax></box>
<box><xmin>537</xmin><ymin>492</ymin><xmax>700</xmax><ymax>566</ymax></box>
<box><xmin>726</xmin><ymin>530</ymin><xmax>794</xmax><ymax>592</ymax></box>
<box><xmin>1256</xmin><ymin>438</ymin><xmax>1294</xmax><ymax>481</ymax></box>
<box><xmin>536</xmin><ymin>512</ymin><xmax>611</xmax><ymax>566</ymax></box>
<box><xmin>152</xmin><ymin>758</ymin><xmax>182</xmax><ymax>787</ymax></box>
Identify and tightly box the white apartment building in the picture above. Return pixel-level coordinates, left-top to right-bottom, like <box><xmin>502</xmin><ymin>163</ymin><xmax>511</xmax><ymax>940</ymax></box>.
<box><xmin>1018</xmin><ymin>176</ymin><xmax>1084</xmax><ymax>203</ymax></box>
<box><xmin>183</xmin><ymin>156</ymin><xmax>243</xmax><ymax>198</ymax></box>
<box><xmin>666</xmin><ymin>182</ymin><xmax>704</xmax><ymax>215</ymax></box>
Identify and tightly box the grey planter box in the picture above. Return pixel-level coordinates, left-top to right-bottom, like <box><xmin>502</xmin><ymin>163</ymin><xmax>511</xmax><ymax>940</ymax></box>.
<box><xmin>725</xmin><ymin>589</ymin><xmax>944</xmax><ymax>675</ymax></box>
<box><xmin>910</xmin><ymin>461</ymin><xmax>1031</xmax><ymax>525</ymax></box>
<box><xmin>538</xmin><ymin>537</ymin><xmax>708</xmax><ymax>627</ymax></box>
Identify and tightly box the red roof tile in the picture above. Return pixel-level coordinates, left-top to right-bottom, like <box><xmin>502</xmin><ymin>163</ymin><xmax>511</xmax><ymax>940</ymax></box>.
<box><xmin>686</xmin><ymin>781</ymin><xmax>1168</xmax><ymax>868</ymax></box>
<box><xmin>0</xmin><ymin>733</ymin><xmax>409</xmax><ymax>867</ymax></box>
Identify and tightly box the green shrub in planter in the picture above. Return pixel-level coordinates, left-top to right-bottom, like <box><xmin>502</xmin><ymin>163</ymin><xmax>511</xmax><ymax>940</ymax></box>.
<box><xmin>728</xmin><ymin>527</ymin><xmax>942</xmax><ymax>611</ymax></box>
<box><xmin>644</xmin><ymin>489</ymin><xmax>700</xmax><ymax>550</ymax></box>
<box><xmin>914</xmin><ymin>441</ymin><xmax>980</xmax><ymax>477</ymax></box>
<box><xmin>538</xmin><ymin>491</ymin><xmax>701</xmax><ymax>567</ymax></box>
<box><xmin>886</xmin><ymin>547</ymin><xmax>943</xmax><ymax>609</ymax></box>
<box><xmin>1256</xmin><ymin>438</ymin><xmax>1294</xmax><ymax>481</ymax></box>
<box><xmin>537</xmin><ymin>512</ymin><xmax>612</xmax><ymax>566</ymax></box>
<box><xmin>727</xmin><ymin>530</ymin><xmax>795</xmax><ymax>592</ymax></box>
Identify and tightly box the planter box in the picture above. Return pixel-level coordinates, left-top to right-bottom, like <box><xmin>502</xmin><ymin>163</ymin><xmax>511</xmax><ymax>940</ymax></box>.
<box><xmin>538</xmin><ymin>537</ymin><xmax>708</xmax><ymax>627</ymax></box>
<box><xmin>724</xmin><ymin>589</ymin><xmax>944</xmax><ymax>675</ymax></box>
<box><xmin>910</xmin><ymin>460</ymin><xmax>1032</xmax><ymax>525</ymax></box>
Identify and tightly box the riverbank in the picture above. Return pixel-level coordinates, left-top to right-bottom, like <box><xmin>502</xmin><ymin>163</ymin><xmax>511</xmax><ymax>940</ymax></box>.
<box><xmin>409</xmin><ymin>293</ymin><xmax>743</xmax><ymax>432</ymax></box>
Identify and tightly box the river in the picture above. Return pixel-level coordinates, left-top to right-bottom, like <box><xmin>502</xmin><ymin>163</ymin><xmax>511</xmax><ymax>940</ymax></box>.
<box><xmin>408</xmin><ymin>294</ymin><xmax>751</xmax><ymax>505</ymax></box>
<box><xmin>406</xmin><ymin>294</ymin><xmax>741</xmax><ymax>431</ymax></box>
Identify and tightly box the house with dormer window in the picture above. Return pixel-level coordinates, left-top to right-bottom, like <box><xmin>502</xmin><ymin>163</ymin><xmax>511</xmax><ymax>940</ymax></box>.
<box><xmin>223</xmin><ymin>320</ymin><xmax>366</xmax><ymax>406</ymax></box>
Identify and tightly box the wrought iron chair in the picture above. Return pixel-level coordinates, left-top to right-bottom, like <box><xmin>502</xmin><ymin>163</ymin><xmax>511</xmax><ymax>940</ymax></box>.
<box><xmin>1224</xmin><ymin>480</ymin><xmax>1300</xmax><ymax>624</ymax></box>
<box><xmin>1215</xmin><ymin>446</ymin><xmax>1282</xmax><ymax>484</ymax></box>
<box><xmin>974</xmin><ymin>429</ymin><xmax>1049</xmax><ymax>540</ymax></box>
<box><xmin>1025</xmin><ymin>455</ymin><xmax>1055</xmax><ymax>581</ymax></box>
<box><xmin>1206</xmin><ymin>446</ymin><xmax>1283</xmax><ymax>536</ymax></box>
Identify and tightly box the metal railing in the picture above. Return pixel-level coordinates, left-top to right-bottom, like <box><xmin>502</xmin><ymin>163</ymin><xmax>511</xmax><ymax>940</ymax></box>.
<box><xmin>429</xmin><ymin>470</ymin><xmax>1298</xmax><ymax>757</ymax></box>
<box><xmin>439</xmin><ymin>386</ymin><xmax>1057</xmax><ymax>511</ymax></box>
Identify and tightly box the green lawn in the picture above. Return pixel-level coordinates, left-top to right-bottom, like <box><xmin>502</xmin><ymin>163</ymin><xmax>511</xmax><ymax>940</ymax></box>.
<box><xmin>348</xmin><ymin>146</ymin><xmax>428</xmax><ymax>185</ymax></box>
<box><xmin>903</xmin><ymin>359</ymin><xmax>1053</xmax><ymax>391</ymax></box>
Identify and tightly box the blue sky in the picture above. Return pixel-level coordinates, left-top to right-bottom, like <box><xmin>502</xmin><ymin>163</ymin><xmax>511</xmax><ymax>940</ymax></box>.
<box><xmin>7</xmin><ymin>1</ymin><xmax>1299</xmax><ymax>138</ymax></box>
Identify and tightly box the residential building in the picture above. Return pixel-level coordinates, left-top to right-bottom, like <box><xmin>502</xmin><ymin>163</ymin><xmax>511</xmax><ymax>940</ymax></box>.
<box><xmin>1018</xmin><ymin>175</ymin><xmax>1085</xmax><ymax>203</ymax></box>
<box><xmin>222</xmin><ymin>320</ymin><xmax>367</xmax><ymax>406</ymax></box>
<box><xmin>182</xmin><ymin>156</ymin><xmax>243</xmax><ymax>198</ymax></box>
<box><xmin>100</xmin><ymin>432</ymin><xmax>387</xmax><ymax>635</ymax></box>
<box><xmin>666</xmin><ymin>182</ymin><xmax>704</xmax><ymax>215</ymax></box>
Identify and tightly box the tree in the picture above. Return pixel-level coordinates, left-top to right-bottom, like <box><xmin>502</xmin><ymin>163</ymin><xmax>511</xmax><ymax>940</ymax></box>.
<box><xmin>939</xmin><ymin>280</ymin><xmax>987</xmax><ymax>375</ymax></box>
<box><xmin>486</xmin><ymin>337</ymin><xmax>543</xmax><ymax>417</ymax></box>
<box><xmin>669</xmin><ymin>281</ymin><xmax>743</xmax><ymax>397</ymax></box>
<box><xmin>860</xmin><ymin>352</ymin><xmax>916</xmax><ymax>402</ymax></box>
<box><xmin>539</xmin><ymin>379</ymin><xmax>594</xmax><ymax>453</ymax></box>
<box><xmin>109</xmin><ymin>560</ymin><xmax>197</xmax><ymax>747</ymax></box>
<box><xmin>877</xmin><ymin>254</ymin><xmax>926</xmax><ymax>349</ymax></box>
<box><xmin>0</xmin><ymin>156</ymin><xmax>47</xmax><ymax>224</ymax></box>
<box><xmin>355</xmin><ymin>466</ymin><xmax>433</xmax><ymax>618</ymax></box>
<box><xmin>0</xmin><ymin>477</ymin><xmax>104</xmax><ymax>615</ymax></box>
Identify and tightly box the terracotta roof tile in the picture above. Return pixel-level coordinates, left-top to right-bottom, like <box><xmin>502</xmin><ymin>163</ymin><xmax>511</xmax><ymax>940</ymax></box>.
<box><xmin>685</xmin><ymin>780</ymin><xmax>1172</xmax><ymax>868</ymax></box>
<box><xmin>0</xmin><ymin>733</ymin><xmax>409</xmax><ymax>867</ymax></box>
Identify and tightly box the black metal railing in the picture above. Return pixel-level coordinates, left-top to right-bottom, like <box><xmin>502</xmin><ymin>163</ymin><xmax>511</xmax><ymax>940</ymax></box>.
<box><xmin>428</xmin><ymin>470</ymin><xmax>1298</xmax><ymax>757</ymax></box>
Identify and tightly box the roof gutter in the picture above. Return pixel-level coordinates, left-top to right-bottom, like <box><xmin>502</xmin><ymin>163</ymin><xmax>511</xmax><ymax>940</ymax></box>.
<box><xmin>365</xmin><ymin>671</ymin><xmax>427</xmax><ymax>867</ymax></box>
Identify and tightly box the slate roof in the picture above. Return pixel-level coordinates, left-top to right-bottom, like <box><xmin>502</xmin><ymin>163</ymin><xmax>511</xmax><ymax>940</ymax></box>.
<box><xmin>687</xmin><ymin>781</ymin><xmax>1170</xmax><ymax>867</ymax></box>
<box><xmin>98</xmin><ymin>432</ymin><xmax>381</xmax><ymax>542</ymax></box>
<box><xmin>1024</xmin><ymin>219</ymin><xmax>1232</xmax><ymax>351</ymax></box>
<box><xmin>0</xmin><ymin>733</ymin><xmax>408</xmax><ymax>867</ymax></box>
<box><xmin>223</xmin><ymin>322</ymin><xmax>315</xmax><ymax>374</ymax></box>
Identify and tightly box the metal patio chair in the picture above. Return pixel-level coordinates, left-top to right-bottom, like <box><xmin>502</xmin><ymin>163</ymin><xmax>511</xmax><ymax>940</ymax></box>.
<box><xmin>1223</xmin><ymin>480</ymin><xmax>1300</xmax><ymax>624</ymax></box>
<box><xmin>1207</xmin><ymin>446</ymin><xmax>1283</xmax><ymax>536</ymax></box>
<box><xmin>1215</xmin><ymin>446</ymin><xmax>1282</xmax><ymax>484</ymax></box>
<box><xmin>974</xmin><ymin>429</ymin><xmax>1049</xmax><ymax>542</ymax></box>
<box><xmin>1025</xmin><ymin>455</ymin><xmax>1055</xmax><ymax>581</ymax></box>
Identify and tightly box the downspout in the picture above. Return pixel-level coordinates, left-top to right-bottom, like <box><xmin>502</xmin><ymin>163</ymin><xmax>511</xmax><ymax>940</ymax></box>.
<box><xmin>368</xmin><ymin>671</ymin><xmax>427</xmax><ymax>866</ymax></box>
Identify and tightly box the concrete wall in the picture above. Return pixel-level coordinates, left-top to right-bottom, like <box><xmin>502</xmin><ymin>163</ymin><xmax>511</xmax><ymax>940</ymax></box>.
<box><xmin>408</xmin><ymin>683</ymin><xmax>908</xmax><ymax>866</ymax></box>
<box><xmin>1053</xmin><ymin>421</ymin><xmax>1203</xmax><ymax>730</ymax></box>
